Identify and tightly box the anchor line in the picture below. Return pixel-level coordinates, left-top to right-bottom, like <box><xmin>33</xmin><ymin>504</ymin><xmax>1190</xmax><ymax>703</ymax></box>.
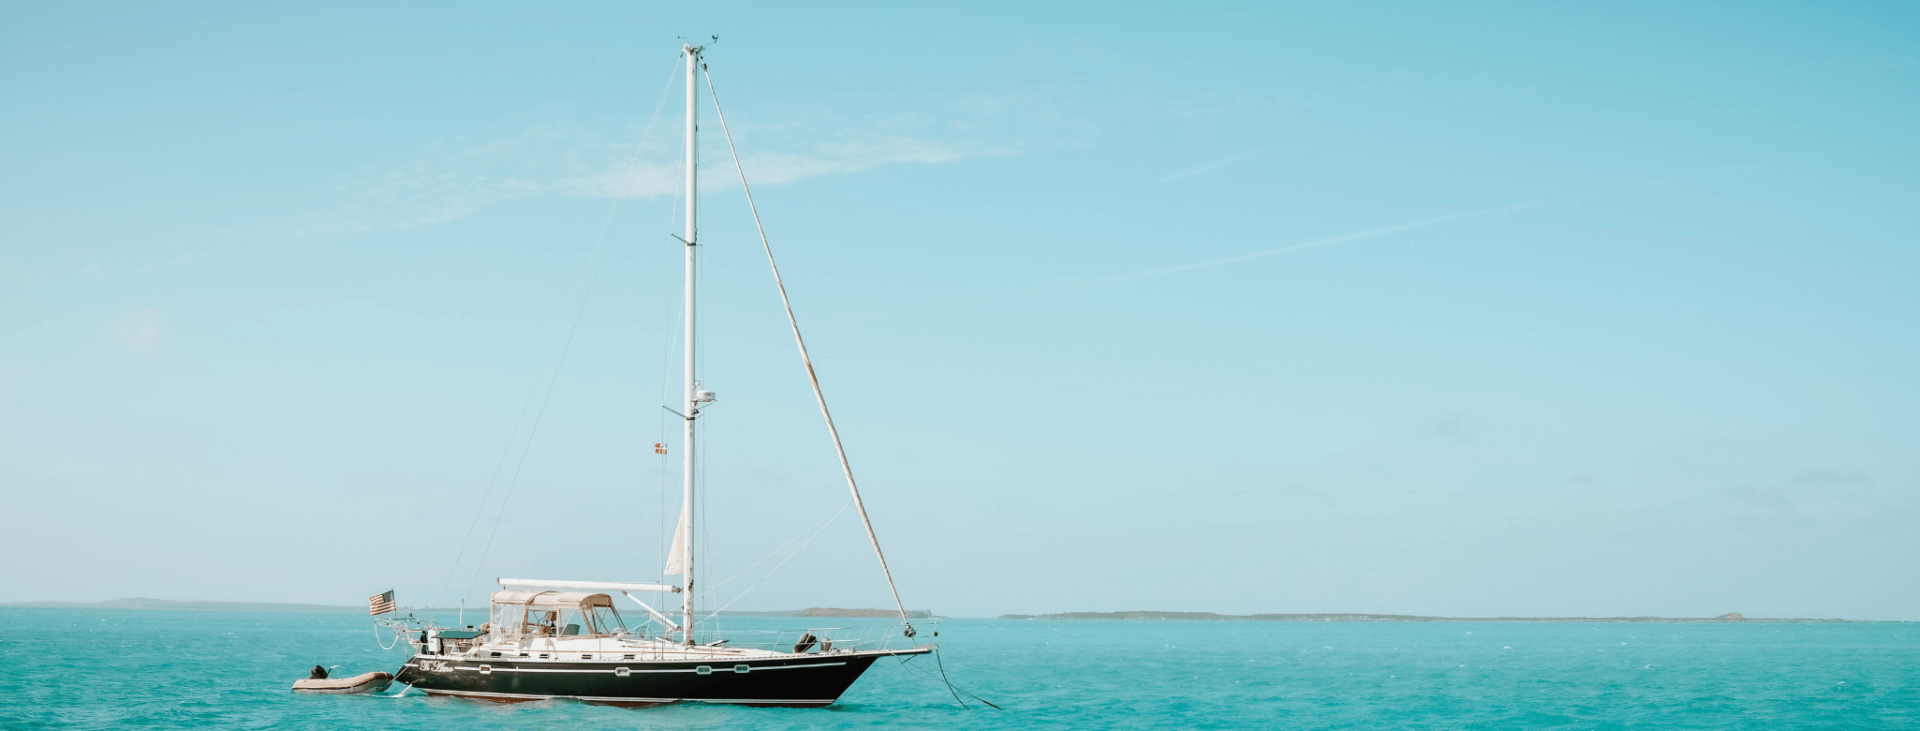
<box><xmin>894</xmin><ymin>650</ymin><xmax>1001</xmax><ymax>711</ymax></box>
<box><xmin>935</xmin><ymin>648</ymin><xmax>1002</xmax><ymax>710</ymax></box>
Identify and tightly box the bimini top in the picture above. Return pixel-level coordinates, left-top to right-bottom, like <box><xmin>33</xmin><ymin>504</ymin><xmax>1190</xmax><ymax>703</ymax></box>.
<box><xmin>488</xmin><ymin>590</ymin><xmax>628</xmax><ymax>639</ymax></box>
<box><xmin>489</xmin><ymin>590</ymin><xmax>614</xmax><ymax>609</ymax></box>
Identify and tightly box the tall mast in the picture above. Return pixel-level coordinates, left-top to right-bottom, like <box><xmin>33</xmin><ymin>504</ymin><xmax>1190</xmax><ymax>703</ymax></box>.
<box><xmin>679</xmin><ymin>42</ymin><xmax>700</xmax><ymax>644</ymax></box>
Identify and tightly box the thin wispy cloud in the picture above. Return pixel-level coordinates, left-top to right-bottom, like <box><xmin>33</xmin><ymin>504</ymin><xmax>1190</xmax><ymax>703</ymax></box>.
<box><xmin>100</xmin><ymin>84</ymin><xmax>1100</xmax><ymax>268</ymax></box>
<box><xmin>1718</xmin><ymin>468</ymin><xmax>1885</xmax><ymax>516</ymax></box>
<box><xmin>727</xmin><ymin>138</ymin><xmax>968</xmax><ymax>186</ymax></box>
<box><xmin>976</xmin><ymin>195</ymin><xmax>1583</xmax><ymax>301</ymax></box>
<box><xmin>1431</xmin><ymin>410</ymin><xmax>1472</xmax><ymax>441</ymax></box>
<box><xmin>289</xmin><ymin>125</ymin><xmax>975</xmax><ymax>235</ymax></box>
<box><xmin>1792</xmin><ymin>469</ymin><xmax>1873</xmax><ymax>487</ymax></box>
<box><xmin>1155</xmin><ymin>150</ymin><xmax>1262</xmax><ymax>183</ymax></box>
<box><xmin>267</xmin><ymin>73</ymin><xmax>1311</xmax><ymax>240</ymax></box>
<box><xmin>264</xmin><ymin>68</ymin><xmax>1108</xmax><ymax>237</ymax></box>
<box><xmin>106</xmin><ymin>309</ymin><xmax>168</xmax><ymax>358</ymax></box>
<box><xmin>562</xmin><ymin>136</ymin><xmax>968</xmax><ymax>197</ymax></box>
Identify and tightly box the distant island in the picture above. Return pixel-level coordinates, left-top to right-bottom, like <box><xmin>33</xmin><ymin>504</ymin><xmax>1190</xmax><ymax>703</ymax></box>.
<box><xmin>718</xmin><ymin>608</ymin><xmax>936</xmax><ymax>619</ymax></box>
<box><xmin>0</xmin><ymin>598</ymin><xmax>932</xmax><ymax>618</ymax></box>
<box><xmin>997</xmin><ymin>611</ymin><xmax>1853</xmax><ymax>623</ymax></box>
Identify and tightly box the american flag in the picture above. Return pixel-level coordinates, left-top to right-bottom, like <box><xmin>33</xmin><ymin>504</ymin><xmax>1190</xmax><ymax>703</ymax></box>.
<box><xmin>368</xmin><ymin>590</ymin><xmax>396</xmax><ymax>616</ymax></box>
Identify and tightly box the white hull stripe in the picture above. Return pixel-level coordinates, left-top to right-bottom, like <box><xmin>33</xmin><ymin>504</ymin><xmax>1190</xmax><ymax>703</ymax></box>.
<box><xmin>419</xmin><ymin>688</ymin><xmax>834</xmax><ymax>705</ymax></box>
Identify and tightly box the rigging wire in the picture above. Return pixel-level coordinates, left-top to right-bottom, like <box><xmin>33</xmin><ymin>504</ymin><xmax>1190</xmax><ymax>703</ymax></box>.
<box><xmin>705</xmin><ymin>57</ymin><xmax>995</xmax><ymax>711</ymax></box>
<box><xmin>710</xmin><ymin>499</ymin><xmax>852</xmax><ymax>594</ymax></box>
<box><xmin>459</xmin><ymin>212</ymin><xmax>609</xmax><ymax>604</ymax></box>
<box><xmin>702</xmin><ymin>59</ymin><xmax>918</xmax><ymax>636</ymax></box>
<box><xmin>453</xmin><ymin>57</ymin><xmax>681</xmax><ymax>605</ymax></box>
<box><xmin>432</xmin><ymin>376</ymin><xmax>539</xmax><ymax>607</ymax></box>
<box><xmin>694</xmin><ymin>499</ymin><xmax>855</xmax><ymax>623</ymax></box>
<box><xmin>657</xmin><ymin>154</ymin><xmax>685</xmax><ymax>585</ymax></box>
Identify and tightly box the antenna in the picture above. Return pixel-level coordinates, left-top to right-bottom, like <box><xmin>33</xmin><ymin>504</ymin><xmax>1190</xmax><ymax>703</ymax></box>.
<box><xmin>676</xmin><ymin>34</ymin><xmax>720</xmax><ymax>51</ymax></box>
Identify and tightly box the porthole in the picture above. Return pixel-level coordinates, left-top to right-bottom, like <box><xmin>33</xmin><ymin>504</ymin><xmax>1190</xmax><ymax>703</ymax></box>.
<box><xmin>614</xmin><ymin>667</ymin><xmax>630</xmax><ymax>678</ymax></box>
<box><xmin>734</xmin><ymin>664</ymin><xmax>751</xmax><ymax>674</ymax></box>
<box><xmin>695</xmin><ymin>665</ymin><xmax>712</xmax><ymax>675</ymax></box>
<box><xmin>478</xmin><ymin>665</ymin><xmax>492</xmax><ymax>675</ymax></box>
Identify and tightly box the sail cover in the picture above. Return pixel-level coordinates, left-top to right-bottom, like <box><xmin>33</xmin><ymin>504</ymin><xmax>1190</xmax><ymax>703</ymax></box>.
<box><xmin>663</xmin><ymin>507</ymin><xmax>689</xmax><ymax>575</ymax></box>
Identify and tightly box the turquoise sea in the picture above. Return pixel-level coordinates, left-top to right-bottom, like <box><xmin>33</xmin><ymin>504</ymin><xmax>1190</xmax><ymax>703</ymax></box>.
<box><xmin>2</xmin><ymin>609</ymin><xmax>1914</xmax><ymax>729</ymax></box>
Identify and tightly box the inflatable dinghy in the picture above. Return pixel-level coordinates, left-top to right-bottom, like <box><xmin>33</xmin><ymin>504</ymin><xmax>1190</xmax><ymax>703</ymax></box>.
<box><xmin>292</xmin><ymin>671</ymin><xmax>393</xmax><ymax>694</ymax></box>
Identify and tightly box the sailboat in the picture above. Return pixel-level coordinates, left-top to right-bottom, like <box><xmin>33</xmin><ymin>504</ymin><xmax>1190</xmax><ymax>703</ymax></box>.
<box><xmin>387</xmin><ymin>42</ymin><xmax>933</xmax><ymax>707</ymax></box>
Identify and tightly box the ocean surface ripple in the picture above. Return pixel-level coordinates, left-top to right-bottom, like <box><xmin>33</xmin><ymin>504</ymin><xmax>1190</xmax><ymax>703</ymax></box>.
<box><xmin>2</xmin><ymin>609</ymin><xmax>1914</xmax><ymax>729</ymax></box>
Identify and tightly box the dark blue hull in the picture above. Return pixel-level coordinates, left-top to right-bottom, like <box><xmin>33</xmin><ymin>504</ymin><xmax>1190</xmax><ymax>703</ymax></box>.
<box><xmin>393</xmin><ymin>648</ymin><xmax>925</xmax><ymax>707</ymax></box>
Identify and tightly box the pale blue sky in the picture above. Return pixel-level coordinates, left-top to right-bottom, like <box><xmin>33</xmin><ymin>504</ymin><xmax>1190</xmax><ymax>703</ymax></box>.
<box><xmin>3</xmin><ymin>2</ymin><xmax>1916</xmax><ymax>619</ymax></box>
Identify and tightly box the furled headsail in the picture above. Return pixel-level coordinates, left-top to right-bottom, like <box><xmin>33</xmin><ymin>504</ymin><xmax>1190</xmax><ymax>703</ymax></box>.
<box><xmin>662</xmin><ymin>508</ymin><xmax>690</xmax><ymax>576</ymax></box>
